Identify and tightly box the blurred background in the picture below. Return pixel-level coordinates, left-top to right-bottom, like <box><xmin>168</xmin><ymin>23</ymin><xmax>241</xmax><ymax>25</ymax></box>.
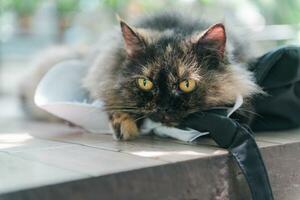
<box><xmin>0</xmin><ymin>0</ymin><xmax>300</xmax><ymax>124</ymax></box>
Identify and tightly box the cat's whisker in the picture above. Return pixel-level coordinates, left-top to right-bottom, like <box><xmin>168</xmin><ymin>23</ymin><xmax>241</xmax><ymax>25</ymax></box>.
<box><xmin>104</xmin><ymin>106</ymin><xmax>138</xmax><ymax>110</ymax></box>
<box><xmin>104</xmin><ymin>105</ymin><xmax>138</xmax><ymax>108</ymax></box>
<box><xmin>81</xmin><ymin>107</ymin><xmax>140</xmax><ymax>115</ymax></box>
<box><xmin>186</xmin><ymin>109</ymin><xmax>204</xmax><ymax>115</ymax></box>
<box><xmin>104</xmin><ymin>108</ymin><xmax>142</xmax><ymax>114</ymax></box>
<box><xmin>134</xmin><ymin>113</ymin><xmax>151</xmax><ymax>122</ymax></box>
<box><xmin>105</xmin><ymin>106</ymin><xmax>138</xmax><ymax>109</ymax></box>
<box><xmin>237</xmin><ymin>108</ymin><xmax>262</xmax><ymax>118</ymax></box>
<box><xmin>105</xmin><ymin>108</ymin><xmax>140</xmax><ymax>112</ymax></box>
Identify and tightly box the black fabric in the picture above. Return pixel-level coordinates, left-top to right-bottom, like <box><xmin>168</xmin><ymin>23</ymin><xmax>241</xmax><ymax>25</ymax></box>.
<box><xmin>182</xmin><ymin>46</ymin><xmax>300</xmax><ymax>200</ymax></box>
<box><xmin>250</xmin><ymin>46</ymin><xmax>300</xmax><ymax>131</ymax></box>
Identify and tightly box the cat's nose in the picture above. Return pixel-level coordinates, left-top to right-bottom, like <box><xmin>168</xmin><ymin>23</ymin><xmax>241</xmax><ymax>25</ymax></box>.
<box><xmin>157</xmin><ymin>107</ymin><xmax>171</xmax><ymax>113</ymax></box>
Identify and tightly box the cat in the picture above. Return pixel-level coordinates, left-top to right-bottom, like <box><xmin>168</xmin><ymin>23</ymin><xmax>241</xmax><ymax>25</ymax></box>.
<box><xmin>82</xmin><ymin>12</ymin><xmax>261</xmax><ymax>140</ymax></box>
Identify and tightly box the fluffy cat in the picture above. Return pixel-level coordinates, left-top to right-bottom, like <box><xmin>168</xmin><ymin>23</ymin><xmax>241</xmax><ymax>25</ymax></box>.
<box><xmin>83</xmin><ymin>12</ymin><xmax>261</xmax><ymax>140</ymax></box>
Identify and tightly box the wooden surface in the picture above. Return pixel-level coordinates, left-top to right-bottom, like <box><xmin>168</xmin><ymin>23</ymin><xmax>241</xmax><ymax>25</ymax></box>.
<box><xmin>0</xmin><ymin>120</ymin><xmax>300</xmax><ymax>200</ymax></box>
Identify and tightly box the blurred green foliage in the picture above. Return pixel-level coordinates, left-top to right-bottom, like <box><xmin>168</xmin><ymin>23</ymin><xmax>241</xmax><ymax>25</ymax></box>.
<box><xmin>1</xmin><ymin>0</ymin><xmax>300</xmax><ymax>25</ymax></box>
<box><xmin>253</xmin><ymin>0</ymin><xmax>300</xmax><ymax>24</ymax></box>
<box><xmin>1</xmin><ymin>0</ymin><xmax>39</xmax><ymax>16</ymax></box>
<box><xmin>0</xmin><ymin>0</ymin><xmax>80</xmax><ymax>17</ymax></box>
<box><xmin>102</xmin><ymin>0</ymin><xmax>129</xmax><ymax>11</ymax></box>
<box><xmin>56</xmin><ymin>0</ymin><xmax>79</xmax><ymax>16</ymax></box>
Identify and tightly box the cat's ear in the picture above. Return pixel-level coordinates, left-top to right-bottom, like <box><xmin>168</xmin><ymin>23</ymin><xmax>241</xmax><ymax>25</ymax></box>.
<box><xmin>119</xmin><ymin>19</ymin><xmax>145</xmax><ymax>57</ymax></box>
<box><xmin>193</xmin><ymin>23</ymin><xmax>226</xmax><ymax>57</ymax></box>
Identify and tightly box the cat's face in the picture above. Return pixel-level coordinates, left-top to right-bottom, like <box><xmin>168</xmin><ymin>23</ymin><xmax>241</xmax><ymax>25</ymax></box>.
<box><xmin>107</xmin><ymin>21</ymin><xmax>257</xmax><ymax>126</ymax></box>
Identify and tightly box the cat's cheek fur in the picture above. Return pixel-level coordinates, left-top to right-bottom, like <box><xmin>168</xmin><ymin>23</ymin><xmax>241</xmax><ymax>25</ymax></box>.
<box><xmin>110</xmin><ymin>112</ymin><xmax>139</xmax><ymax>140</ymax></box>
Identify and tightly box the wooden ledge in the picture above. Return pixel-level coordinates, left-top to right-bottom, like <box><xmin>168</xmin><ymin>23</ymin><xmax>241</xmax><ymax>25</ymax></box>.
<box><xmin>0</xmin><ymin>121</ymin><xmax>300</xmax><ymax>199</ymax></box>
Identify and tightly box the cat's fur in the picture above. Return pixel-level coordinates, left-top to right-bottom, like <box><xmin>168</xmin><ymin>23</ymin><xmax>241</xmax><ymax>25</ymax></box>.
<box><xmin>83</xmin><ymin>12</ymin><xmax>261</xmax><ymax>140</ymax></box>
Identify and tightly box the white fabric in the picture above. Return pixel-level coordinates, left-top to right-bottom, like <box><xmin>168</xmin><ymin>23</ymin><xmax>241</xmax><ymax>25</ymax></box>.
<box><xmin>140</xmin><ymin>95</ymin><xmax>243</xmax><ymax>142</ymax></box>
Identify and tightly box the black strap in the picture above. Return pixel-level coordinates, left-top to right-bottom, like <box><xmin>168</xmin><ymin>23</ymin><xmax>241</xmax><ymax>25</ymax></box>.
<box><xmin>183</xmin><ymin>112</ymin><xmax>274</xmax><ymax>200</ymax></box>
<box><xmin>226</xmin><ymin>123</ymin><xmax>274</xmax><ymax>200</ymax></box>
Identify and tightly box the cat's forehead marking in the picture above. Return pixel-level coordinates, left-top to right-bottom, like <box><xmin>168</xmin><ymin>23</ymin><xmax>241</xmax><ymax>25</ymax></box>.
<box><xmin>168</xmin><ymin>72</ymin><xmax>177</xmax><ymax>83</ymax></box>
<box><xmin>139</xmin><ymin>42</ymin><xmax>200</xmax><ymax>81</ymax></box>
<box><xmin>179</xmin><ymin>41</ymin><xmax>189</xmax><ymax>53</ymax></box>
<box><xmin>141</xmin><ymin>65</ymin><xmax>151</xmax><ymax>77</ymax></box>
<box><xmin>137</xmin><ymin>28</ymin><xmax>175</xmax><ymax>44</ymax></box>
<box><xmin>177</xmin><ymin>61</ymin><xmax>186</xmax><ymax>78</ymax></box>
<box><xmin>166</xmin><ymin>44</ymin><xmax>173</xmax><ymax>53</ymax></box>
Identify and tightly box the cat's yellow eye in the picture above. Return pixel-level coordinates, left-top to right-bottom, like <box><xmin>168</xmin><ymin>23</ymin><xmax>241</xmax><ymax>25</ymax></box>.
<box><xmin>137</xmin><ymin>78</ymin><xmax>153</xmax><ymax>91</ymax></box>
<box><xmin>179</xmin><ymin>79</ymin><xmax>196</xmax><ymax>93</ymax></box>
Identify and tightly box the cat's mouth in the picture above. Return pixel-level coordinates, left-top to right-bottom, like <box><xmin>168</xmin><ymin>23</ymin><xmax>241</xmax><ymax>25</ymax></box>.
<box><xmin>149</xmin><ymin>113</ymin><xmax>180</xmax><ymax>127</ymax></box>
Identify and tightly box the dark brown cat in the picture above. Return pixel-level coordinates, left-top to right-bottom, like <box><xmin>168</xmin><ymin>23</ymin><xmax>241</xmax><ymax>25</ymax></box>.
<box><xmin>83</xmin><ymin>12</ymin><xmax>260</xmax><ymax>140</ymax></box>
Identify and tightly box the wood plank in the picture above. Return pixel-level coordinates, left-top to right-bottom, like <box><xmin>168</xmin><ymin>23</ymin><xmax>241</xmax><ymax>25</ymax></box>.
<box><xmin>0</xmin><ymin>132</ymin><xmax>74</xmax><ymax>152</ymax></box>
<box><xmin>255</xmin><ymin>128</ymin><xmax>300</xmax><ymax>144</ymax></box>
<box><xmin>27</xmin><ymin>123</ymin><xmax>279</xmax><ymax>162</ymax></box>
<box><xmin>34</xmin><ymin>132</ymin><xmax>229</xmax><ymax>162</ymax></box>
<box><xmin>11</xmin><ymin>145</ymin><xmax>167</xmax><ymax>176</ymax></box>
<box><xmin>0</xmin><ymin>152</ymin><xmax>87</xmax><ymax>194</ymax></box>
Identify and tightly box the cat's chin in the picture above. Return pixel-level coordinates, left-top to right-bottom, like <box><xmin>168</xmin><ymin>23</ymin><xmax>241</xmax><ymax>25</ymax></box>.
<box><xmin>161</xmin><ymin>121</ymin><xmax>179</xmax><ymax>127</ymax></box>
<box><xmin>148</xmin><ymin>115</ymin><xmax>180</xmax><ymax>127</ymax></box>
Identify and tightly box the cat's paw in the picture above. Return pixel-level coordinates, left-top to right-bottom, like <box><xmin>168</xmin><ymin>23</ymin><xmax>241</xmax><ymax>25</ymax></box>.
<box><xmin>111</xmin><ymin>113</ymin><xmax>139</xmax><ymax>140</ymax></box>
